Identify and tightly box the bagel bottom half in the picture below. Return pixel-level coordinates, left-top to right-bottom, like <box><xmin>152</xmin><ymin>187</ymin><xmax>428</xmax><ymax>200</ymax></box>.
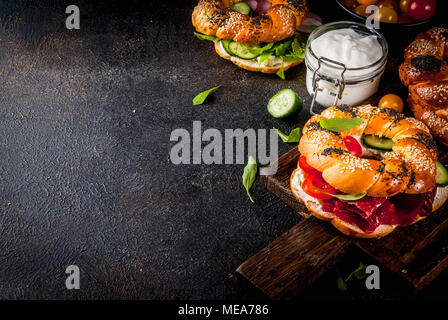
<box><xmin>214</xmin><ymin>40</ymin><xmax>301</xmax><ymax>74</ymax></box>
<box><xmin>290</xmin><ymin>168</ymin><xmax>448</xmax><ymax>239</ymax></box>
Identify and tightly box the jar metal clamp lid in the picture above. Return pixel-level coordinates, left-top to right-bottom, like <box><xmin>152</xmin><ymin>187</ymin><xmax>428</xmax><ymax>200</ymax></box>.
<box><xmin>310</xmin><ymin>57</ymin><xmax>347</xmax><ymax>115</ymax></box>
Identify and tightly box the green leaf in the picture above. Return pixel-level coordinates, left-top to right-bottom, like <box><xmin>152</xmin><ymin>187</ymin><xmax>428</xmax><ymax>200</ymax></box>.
<box><xmin>194</xmin><ymin>32</ymin><xmax>219</xmax><ymax>41</ymax></box>
<box><xmin>291</xmin><ymin>34</ymin><xmax>306</xmax><ymax>60</ymax></box>
<box><xmin>353</xmin><ymin>261</ymin><xmax>367</xmax><ymax>280</ymax></box>
<box><xmin>274</xmin><ymin>127</ymin><xmax>301</xmax><ymax>143</ymax></box>
<box><xmin>322</xmin><ymin>192</ymin><xmax>367</xmax><ymax>201</ymax></box>
<box><xmin>282</xmin><ymin>55</ymin><xmax>302</xmax><ymax>63</ymax></box>
<box><xmin>319</xmin><ymin>117</ymin><xmax>364</xmax><ymax>132</ymax></box>
<box><xmin>192</xmin><ymin>85</ymin><xmax>221</xmax><ymax>105</ymax></box>
<box><xmin>276</xmin><ymin>60</ymin><xmax>285</xmax><ymax>80</ymax></box>
<box><xmin>273</xmin><ymin>38</ymin><xmax>293</xmax><ymax>57</ymax></box>
<box><xmin>401</xmin><ymin>269</ymin><xmax>408</xmax><ymax>274</ymax></box>
<box><xmin>242</xmin><ymin>156</ymin><xmax>257</xmax><ymax>203</ymax></box>
<box><xmin>337</xmin><ymin>274</ymin><xmax>348</xmax><ymax>292</ymax></box>
<box><xmin>258</xmin><ymin>51</ymin><xmax>273</xmax><ymax>65</ymax></box>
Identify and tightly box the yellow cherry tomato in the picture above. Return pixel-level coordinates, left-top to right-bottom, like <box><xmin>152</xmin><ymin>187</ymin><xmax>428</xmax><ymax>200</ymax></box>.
<box><xmin>379</xmin><ymin>94</ymin><xmax>404</xmax><ymax>112</ymax></box>
<box><xmin>353</xmin><ymin>4</ymin><xmax>369</xmax><ymax>17</ymax></box>
<box><xmin>399</xmin><ymin>0</ymin><xmax>410</xmax><ymax>13</ymax></box>
<box><xmin>357</xmin><ymin>0</ymin><xmax>378</xmax><ymax>5</ymax></box>
<box><xmin>378</xmin><ymin>0</ymin><xmax>399</xmax><ymax>11</ymax></box>
<box><xmin>374</xmin><ymin>6</ymin><xmax>398</xmax><ymax>23</ymax></box>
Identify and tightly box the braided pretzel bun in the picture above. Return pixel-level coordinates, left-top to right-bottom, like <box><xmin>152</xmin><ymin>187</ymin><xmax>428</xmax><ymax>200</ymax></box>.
<box><xmin>298</xmin><ymin>105</ymin><xmax>437</xmax><ymax>198</ymax></box>
<box><xmin>192</xmin><ymin>0</ymin><xmax>308</xmax><ymax>44</ymax></box>
<box><xmin>291</xmin><ymin>105</ymin><xmax>442</xmax><ymax>238</ymax></box>
<box><xmin>399</xmin><ymin>27</ymin><xmax>448</xmax><ymax>147</ymax></box>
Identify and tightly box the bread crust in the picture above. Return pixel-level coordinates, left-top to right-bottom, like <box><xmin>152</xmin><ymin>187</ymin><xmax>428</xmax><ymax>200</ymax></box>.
<box><xmin>299</xmin><ymin>105</ymin><xmax>437</xmax><ymax>197</ymax></box>
<box><xmin>192</xmin><ymin>0</ymin><xmax>308</xmax><ymax>44</ymax></box>
<box><xmin>214</xmin><ymin>40</ymin><xmax>301</xmax><ymax>73</ymax></box>
<box><xmin>399</xmin><ymin>27</ymin><xmax>448</xmax><ymax>147</ymax></box>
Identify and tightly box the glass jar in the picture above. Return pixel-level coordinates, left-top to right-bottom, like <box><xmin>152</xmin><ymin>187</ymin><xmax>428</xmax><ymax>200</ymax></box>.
<box><xmin>305</xmin><ymin>21</ymin><xmax>388</xmax><ymax>114</ymax></box>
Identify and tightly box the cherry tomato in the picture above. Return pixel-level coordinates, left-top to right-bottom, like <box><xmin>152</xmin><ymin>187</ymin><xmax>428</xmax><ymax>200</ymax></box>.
<box><xmin>378</xmin><ymin>0</ymin><xmax>399</xmax><ymax>12</ymax></box>
<box><xmin>408</xmin><ymin>0</ymin><xmax>436</xmax><ymax>21</ymax></box>
<box><xmin>298</xmin><ymin>156</ymin><xmax>321</xmax><ymax>177</ymax></box>
<box><xmin>302</xmin><ymin>174</ymin><xmax>339</xmax><ymax>200</ymax></box>
<box><xmin>344</xmin><ymin>136</ymin><xmax>363</xmax><ymax>157</ymax></box>
<box><xmin>353</xmin><ymin>4</ymin><xmax>369</xmax><ymax>17</ymax></box>
<box><xmin>357</xmin><ymin>0</ymin><xmax>378</xmax><ymax>5</ymax></box>
<box><xmin>378</xmin><ymin>94</ymin><xmax>404</xmax><ymax>112</ymax></box>
<box><xmin>374</xmin><ymin>6</ymin><xmax>398</xmax><ymax>23</ymax></box>
<box><xmin>399</xmin><ymin>0</ymin><xmax>411</xmax><ymax>13</ymax></box>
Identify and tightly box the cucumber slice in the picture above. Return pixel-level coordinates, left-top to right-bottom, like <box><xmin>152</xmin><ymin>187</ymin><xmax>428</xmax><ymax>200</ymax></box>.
<box><xmin>436</xmin><ymin>161</ymin><xmax>448</xmax><ymax>187</ymax></box>
<box><xmin>267</xmin><ymin>89</ymin><xmax>302</xmax><ymax>118</ymax></box>
<box><xmin>221</xmin><ymin>39</ymin><xmax>234</xmax><ymax>56</ymax></box>
<box><xmin>362</xmin><ymin>135</ymin><xmax>394</xmax><ymax>151</ymax></box>
<box><xmin>229</xmin><ymin>2</ymin><xmax>252</xmax><ymax>15</ymax></box>
<box><xmin>228</xmin><ymin>41</ymin><xmax>261</xmax><ymax>60</ymax></box>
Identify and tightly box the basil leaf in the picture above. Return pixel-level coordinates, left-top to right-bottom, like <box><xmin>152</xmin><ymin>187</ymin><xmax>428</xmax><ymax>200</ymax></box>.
<box><xmin>322</xmin><ymin>192</ymin><xmax>367</xmax><ymax>201</ymax></box>
<box><xmin>258</xmin><ymin>51</ymin><xmax>273</xmax><ymax>65</ymax></box>
<box><xmin>274</xmin><ymin>127</ymin><xmax>301</xmax><ymax>143</ymax></box>
<box><xmin>276</xmin><ymin>60</ymin><xmax>285</xmax><ymax>80</ymax></box>
<box><xmin>192</xmin><ymin>85</ymin><xmax>221</xmax><ymax>105</ymax></box>
<box><xmin>353</xmin><ymin>261</ymin><xmax>367</xmax><ymax>280</ymax></box>
<box><xmin>242</xmin><ymin>156</ymin><xmax>257</xmax><ymax>203</ymax></box>
<box><xmin>337</xmin><ymin>274</ymin><xmax>347</xmax><ymax>292</ymax></box>
<box><xmin>194</xmin><ymin>32</ymin><xmax>218</xmax><ymax>41</ymax></box>
<box><xmin>320</xmin><ymin>117</ymin><xmax>364</xmax><ymax>132</ymax></box>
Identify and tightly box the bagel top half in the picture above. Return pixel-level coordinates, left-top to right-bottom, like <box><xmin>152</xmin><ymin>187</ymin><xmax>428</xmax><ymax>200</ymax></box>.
<box><xmin>192</xmin><ymin>0</ymin><xmax>308</xmax><ymax>44</ymax></box>
<box><xmin>299</xmin><ymin>105</ymin><xmax>438</xmax><ymax>198</ymax></box>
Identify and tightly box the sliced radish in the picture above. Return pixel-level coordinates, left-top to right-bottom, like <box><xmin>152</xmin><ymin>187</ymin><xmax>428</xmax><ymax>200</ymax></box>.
<box><xmin>297</xmin><ymin>12</ymin><xmax>323</xmax><ymax>33</ymax></box>
<box><xmin>255</xmin><ymin>0</ymin><xmax>272</xmax><ymax>15</ymax></box>
<box><xmin>245</xmin><ymin>0</ymin><xmax>258</xmax><ymax>11</ymax></box>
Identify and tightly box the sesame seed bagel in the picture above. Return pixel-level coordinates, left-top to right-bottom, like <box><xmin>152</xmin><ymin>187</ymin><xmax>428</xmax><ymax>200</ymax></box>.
<box><xmin>192</xmin><ymin>0</ymin><xmax>308</xmax><ymax>44</ymax></box>
<box><xmin>298</xmin><ymin>105</ymin><xmax>437</xmax><ymax>198</ymax></box>
<box><xmin>399</xmin><ymin>27</ymin><xmax>448</xmax><ymax>147</ymax></box>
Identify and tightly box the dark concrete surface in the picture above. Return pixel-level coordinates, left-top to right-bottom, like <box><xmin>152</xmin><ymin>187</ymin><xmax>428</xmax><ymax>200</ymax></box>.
<box><xmin>0</xmin><ymin>0</ymin><xmax>447</xmax><ymax>300</ymax></box>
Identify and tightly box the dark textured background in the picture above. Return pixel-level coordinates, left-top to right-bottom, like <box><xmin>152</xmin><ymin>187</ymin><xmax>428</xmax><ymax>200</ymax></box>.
<box><xmin>0</xmin><ymin>0</ymin><xmax>446</xmax><ymax>300</ymax></box>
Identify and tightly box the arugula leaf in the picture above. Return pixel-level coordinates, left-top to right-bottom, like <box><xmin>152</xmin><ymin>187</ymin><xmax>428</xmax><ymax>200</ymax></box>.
<box><xmin>276</xmin><ymin>60</ymin><xmax>285</xmax><ymax>80</ymax></box>
<box><xmin>194</xmin><ymin>32</ymin><xmax>218</xmax><ymax>41</ymax></box>
<box><xmin>274</xmin><ymin>127</ymin><xmax>301</xmax><ymax>143</ymax></box>
<box><xmin>242</xmin><ymin>156</ymin><xmax>257</xmax><ymax>203</ymax></box>
<box><xmin>192</xmin><ymin>85</ymin><xmax>221</xmax><ymax>105</ymax></box>
<box><xmin>320</xmin><ymin>117</ymin><xmax>364</xmax><ymax>132</ymax></box>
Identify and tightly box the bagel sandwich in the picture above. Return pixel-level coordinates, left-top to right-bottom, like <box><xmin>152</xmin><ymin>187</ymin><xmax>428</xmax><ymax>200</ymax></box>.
<box><xmin>291</xmin><ymin>104</ymin><xmax>448</xmax><ymax>238</ymax></box>
<box><xmin>192</xmin><ymin>0</ymin><xmax>308</xmax><ymax>74</ymax></box>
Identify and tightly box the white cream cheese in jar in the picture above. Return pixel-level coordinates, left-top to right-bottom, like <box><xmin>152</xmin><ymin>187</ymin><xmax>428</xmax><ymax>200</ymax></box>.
<box><xmin>305</xmin><ymin>22</ymin><xmax>388</xmax><ymax>109</ymax></box>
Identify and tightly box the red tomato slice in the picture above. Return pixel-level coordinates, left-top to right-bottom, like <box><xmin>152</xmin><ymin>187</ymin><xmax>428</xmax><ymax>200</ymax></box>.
<box><xmin>344</xmin><ymin>136</ymin><xmax>362</xmax><ymax>157</ymax></box>
<box><xmin>302</xmin><ymin>174</ymin><xmax>340</xmax><ymax>200</ymax></box>
<box><xmin>298</xmin><ymin>156</ymin><xmax>321</xmax><ymax>177</ymax></box>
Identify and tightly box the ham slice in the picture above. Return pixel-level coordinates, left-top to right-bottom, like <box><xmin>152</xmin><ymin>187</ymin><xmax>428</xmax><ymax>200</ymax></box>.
<box><xmin>321</xmin><ymin>188</ymin><xmax>437</xmax><ymax>233</ymax></box>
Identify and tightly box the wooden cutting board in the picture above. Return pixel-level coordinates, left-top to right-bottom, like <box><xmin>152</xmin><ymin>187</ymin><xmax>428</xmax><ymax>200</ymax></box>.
<box><xmin>236</xmin><ymin>146</ymin><xmax>448</xmax><ymax>300</ymax></box>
